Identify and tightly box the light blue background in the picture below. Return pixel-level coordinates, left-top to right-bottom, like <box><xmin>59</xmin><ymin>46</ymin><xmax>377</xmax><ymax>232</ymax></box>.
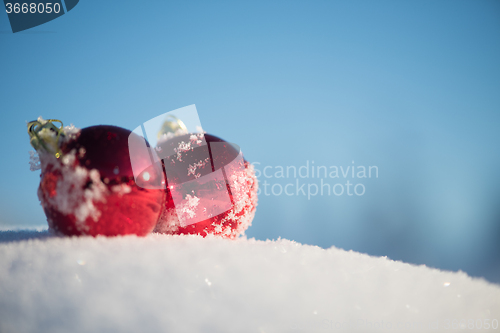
<box><xmin>1</xmin><ymin>1</ymin><xmax>499</xmax><ymax>282</ymax></box>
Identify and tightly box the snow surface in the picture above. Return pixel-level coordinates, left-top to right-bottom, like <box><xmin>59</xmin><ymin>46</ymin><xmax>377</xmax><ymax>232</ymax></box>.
<box><xmin>0</xmin><ymin>229</ymin><xmax>499</xmax><ymax>333</ymax></box>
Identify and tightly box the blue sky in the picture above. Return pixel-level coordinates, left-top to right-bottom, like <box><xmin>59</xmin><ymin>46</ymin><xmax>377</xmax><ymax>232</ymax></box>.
<box><xmin>1</xmin><ymin>0</ymin><xmax>499</xmax><ymax>281</ymax></box>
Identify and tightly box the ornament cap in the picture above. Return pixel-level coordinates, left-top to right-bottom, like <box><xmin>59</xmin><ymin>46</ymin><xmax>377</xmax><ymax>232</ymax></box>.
<box><xmin>28</xmin><ymin>118</ymin><xmax>65</xmax><ymax>158</ymax></box>
<box><xmin>157</xmin><ymin>115</ymin><xmax>188</xmax><ymax>139</ymax></box>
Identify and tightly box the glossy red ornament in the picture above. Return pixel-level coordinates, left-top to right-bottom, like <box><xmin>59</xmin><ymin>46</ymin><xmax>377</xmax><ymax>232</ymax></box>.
<box><xmin>153</xmin><ymin>133</ymin><xmax>258</xmax><ymax>238</ymax></box>
<box><xmin>36</xmin><ymin>125</ymin><xmax>165</xmax><ymax>236</ymax></box>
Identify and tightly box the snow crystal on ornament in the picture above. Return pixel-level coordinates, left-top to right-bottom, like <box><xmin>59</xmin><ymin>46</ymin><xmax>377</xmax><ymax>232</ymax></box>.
<box><xmin>187</xmin><ymin>157</ymin><xmax>211</xmax><ymax>178</ymax></box>
<box><xmin>62</xmin><ymin>124</ymin><xmax>80</xmax><ymax>142</ymax></box>
<box><xmin>157</xmin><ymin>128</ymin><xmax>189</xmax><ymax>146</ymax></box>
<box><xmin>189</xmin><ymin>133</ymin><xmax>204</xmax><ymax>145</ymax></box>
<box><xmin>177</xmin><ymin>194</ymin><xmax>200</xmax><ymax>221</ymax></box>
<box><xmin>153</xmin><ymin>205</ymin><xmax>182</xmax><ymax>234</ymax></box>
<box><xmin>111</xmin><ymin>183</ymin><xmax>133</xmax><ymax>196</ymax></box>
<box><xmin>175</xmin><ymin>141</ymin><xmax>192</xmax><ymax>162</ymax></box>
<box><xmin>29</xmin><ymin>150</ymin><xmax>41</xmax><ymax>171</ymax></box>
<box><xmin>37</xmin><ymin>149</ymin><xmax>108</xmax><ymax>232</ymax></box>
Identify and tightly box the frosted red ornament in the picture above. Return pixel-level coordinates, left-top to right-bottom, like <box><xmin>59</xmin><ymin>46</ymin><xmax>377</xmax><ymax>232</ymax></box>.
<box><xmin>30</xmin><ymin>119</ymin><xmax>165</xmax><ymax>237</ymax></box>
<box><xmin>153</xmin><ymin>133</ymin><xmax>258</xmax><ymax>238</ymax></box>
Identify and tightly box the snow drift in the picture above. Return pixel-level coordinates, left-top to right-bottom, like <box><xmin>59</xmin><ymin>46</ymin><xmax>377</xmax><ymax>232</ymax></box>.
<box><xmin>0</xmin><ymin>229</ymin><xmax>498</xmax><ymax>333</ymax></box>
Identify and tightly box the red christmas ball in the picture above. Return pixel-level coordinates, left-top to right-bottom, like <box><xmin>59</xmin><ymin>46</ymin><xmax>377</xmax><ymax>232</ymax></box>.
<box><xmin>153</xmin><ymin>133</ymin><xmax>258</xmax><ymax>238</ymax></box>
<box><xmin>36</xmin><ymin>124</ymin><xmax>165</xmax><ymax>236</ymax></box>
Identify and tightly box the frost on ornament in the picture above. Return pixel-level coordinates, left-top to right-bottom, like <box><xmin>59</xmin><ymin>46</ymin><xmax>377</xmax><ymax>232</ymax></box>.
<box><xmin>152</xmin><ymin>133</ymin><xmax>258</xmax><ymax>239</ymax></box>
<box><xmin>127</xmin><ymin>106</ymin><xmax>258</xmax><ymax>239</ymax></box>
<box><xmin>28</xmin><ymin>118</ymin><xmax>165</xmax><ymax>237</ymax></box>
<box><xmin>29</xmin><ymin>150</ymin><xmax>41</xmax><ymax>171</ymax></box>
